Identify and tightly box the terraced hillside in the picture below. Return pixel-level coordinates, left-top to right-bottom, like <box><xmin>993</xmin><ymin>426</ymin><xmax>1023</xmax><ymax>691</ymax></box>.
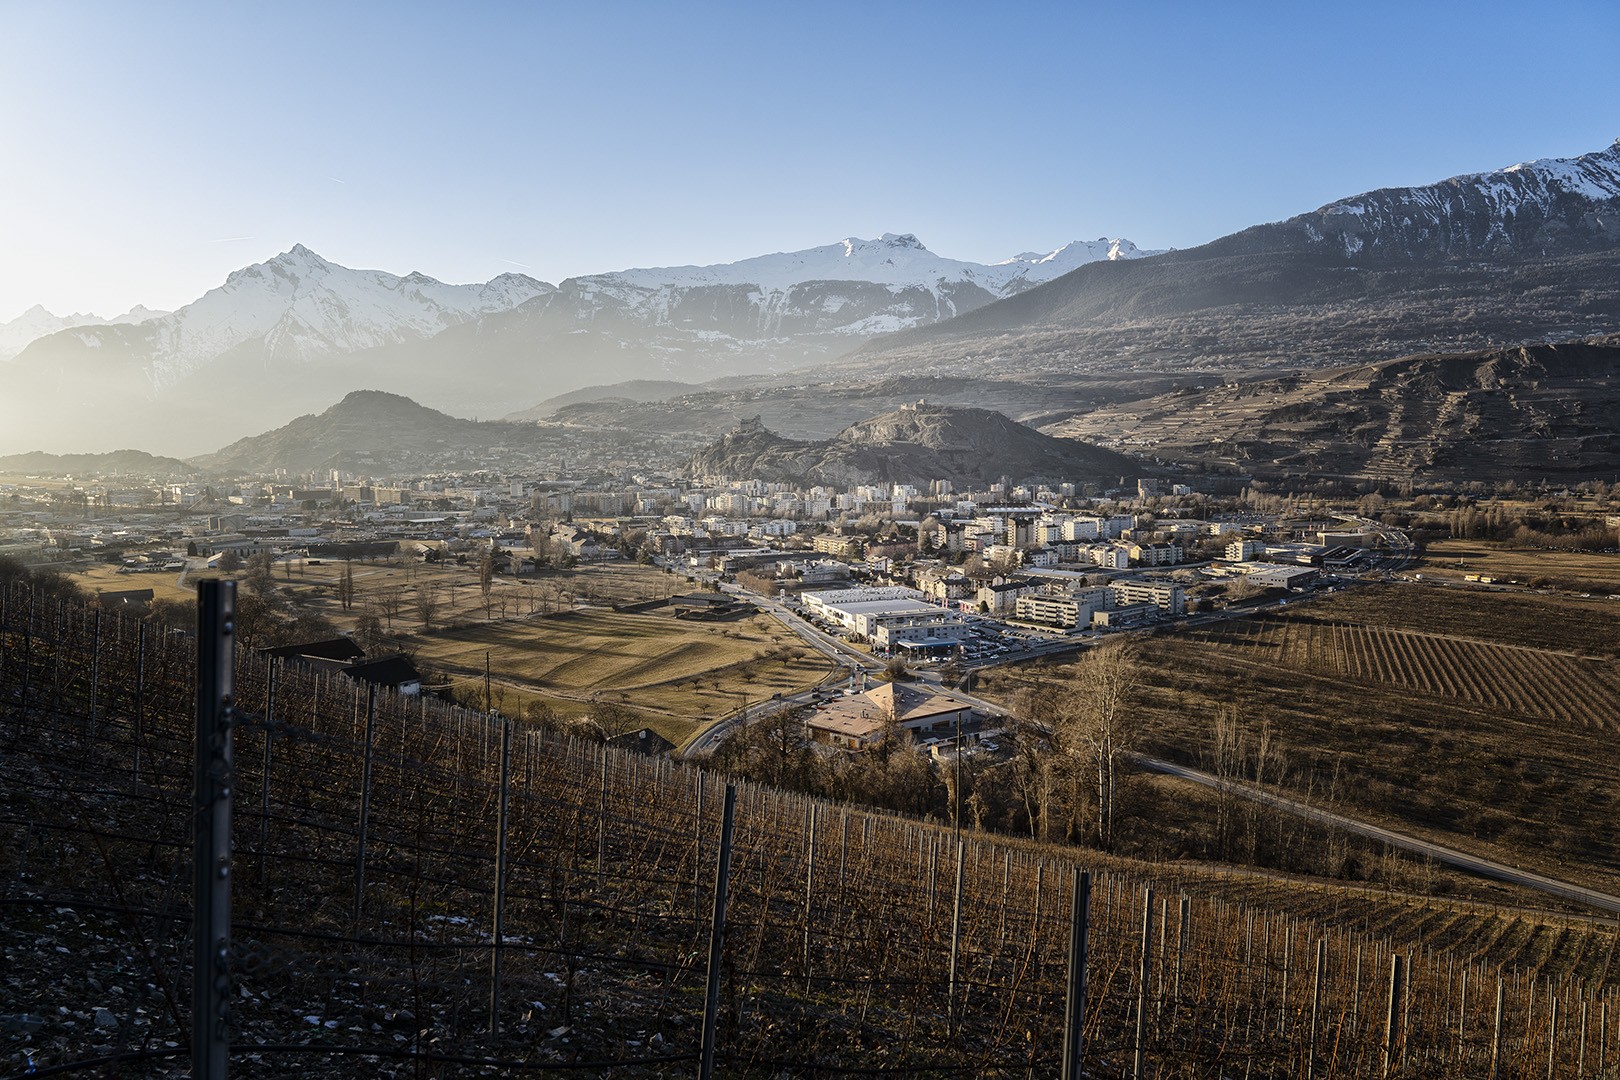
<box><xmin>1046</xmin><ymin>338</ymin><xmax>1620</xmax><ymax>482</ymax></box>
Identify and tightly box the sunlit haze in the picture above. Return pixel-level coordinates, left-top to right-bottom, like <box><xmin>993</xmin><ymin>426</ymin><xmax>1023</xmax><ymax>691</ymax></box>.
<box><xmin>3</xmin><ymin>0</ymin><xmax>1617</xmax><ymax>320</ymax></box>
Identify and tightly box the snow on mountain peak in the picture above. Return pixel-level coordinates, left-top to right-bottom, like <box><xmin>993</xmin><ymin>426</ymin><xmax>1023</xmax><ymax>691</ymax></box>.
<box><xmin>0</xmin><ymin>302</ymin><xmax>171</xmax><ymax>361</ymax></box>
<box><xmin>594</xmin><ymin>231</ymin><xmax>1155</xmax><ymax>301</ymax></box>
<box><xmin>142</xmin><ymin>247</ymin><xmax>553</xmax><ymax>385</ymax></box>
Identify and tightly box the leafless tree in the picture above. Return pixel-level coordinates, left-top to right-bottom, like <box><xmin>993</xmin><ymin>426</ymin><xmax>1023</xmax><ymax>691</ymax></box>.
<box><xmin>413</xmin><ymin>582</ymin><xmax>440</xmax><ymax>631</ymax></box>
<box><xmin>1052</xmin><ymin>639</ymin><xmax>1141</xmax><ymax>851</ymax></box>
<box><xmin>479</xmin><ymin>546</ymin><xmax>496</xmax><ymax>619</ymax></box>
<box><xmin>337</xmin><ymin>560</ymin><xmax>356</xmax><ymax>611</ymax></box>
<box><xmin>378</xmin><ymin>586</ymin><xmax>403</xmax><ymax>631</ymax></box>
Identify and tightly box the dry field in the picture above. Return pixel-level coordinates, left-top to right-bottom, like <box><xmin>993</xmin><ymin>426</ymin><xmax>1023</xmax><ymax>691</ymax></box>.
<box><xmin>1420</xmin><ymin>538</ymin><xmax>1620</xmax><ymax>595</ymax></box>
<box><xmin>405</xmin><ymin>607</ymin><xmax>838</xmax><ymax>744</ymax></box>
<box><xmin>980</xmin><ymin>583</ymin><xmax>1620</xmax><ymax>902</ymax></box>
<box><xmin>1201</xmin><ymin>616</ymin><xmax>1620</xmax><ymax>729</ymax></box>
<box><xmin>251</xmin><ymin>557</ymin><xmax>684</xmax><ymax>632</ymax></box>
<box><xmin>69</xmin><ymin>562</ymin><xmax>197</xmax><ymax>604</ymax></box>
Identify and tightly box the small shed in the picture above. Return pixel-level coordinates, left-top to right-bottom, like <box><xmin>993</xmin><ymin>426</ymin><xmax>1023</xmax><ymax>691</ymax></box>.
<box><xmin>343</xmin><ymin>654</ymin><xmax>423</xmax><ymax>696</ymax></box>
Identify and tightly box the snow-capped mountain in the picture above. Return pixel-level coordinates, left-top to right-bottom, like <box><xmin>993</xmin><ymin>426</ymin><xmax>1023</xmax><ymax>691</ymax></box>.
<box><xmin>1279</xmin><ymin>138</ymin><xmax>1620</xmax><ymax>260</ymax></box>
<box><xmin>508</xmin><ymin>232</ymin><xmax>1158</xmax><ymax>348</ymax></box>
<box><xmin>126</xmin><ymin>244</ymin><xmax>553</xmax><ymax>388</ymax></box>
<box><xmin>0</xmin><ymin>303</ymin><xmax>168</xmax><ymax>361</ymax></box>
<box><xmin>597</xmin><ymin>232</ymin><xmax>1150</xmax><ymax>295</ymax></box>
<box><xmin>4</xmin><ymin>233</ymin><xmax>1150</xmax><ymax>453</ymax></box>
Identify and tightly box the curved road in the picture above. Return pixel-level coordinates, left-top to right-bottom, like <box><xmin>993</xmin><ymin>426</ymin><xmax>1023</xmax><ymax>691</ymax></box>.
<box><xmin>1137</xmin><ymin>754</ymin><xmax>1620</xmax><ymax>917</ymax></box>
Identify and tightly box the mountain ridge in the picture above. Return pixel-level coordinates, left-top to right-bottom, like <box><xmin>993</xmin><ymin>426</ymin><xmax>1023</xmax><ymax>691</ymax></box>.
<box><xmin>869</xmin><ymin>140</ymin><xmax>1620</xmax><ymax>353</ymax></box>
<box><xmin>1</xmin><ymin>231</ymin><xmax>1151</xmax><ymax>455</ymax></box>
<box><xmin>689</xmin><ymin>402</ymin><xmax>1139</xmax><ymax>489</ymax></box>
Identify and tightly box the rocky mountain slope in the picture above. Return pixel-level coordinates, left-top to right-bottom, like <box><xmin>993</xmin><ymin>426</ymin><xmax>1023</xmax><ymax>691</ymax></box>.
<box><xmin>862</xmin><ymin>140</ymin><xmax>1620</xmax><ymax>378</ymax></box>
<box><xmin>1046</xmin><ymin>337</ymin><xmax>1620</xmax><ymax>483</ymax></box>
<box><xmin>689</xmin><ymin>402</ymin><xmax>1139</xmax><ymax>488</ymax></box>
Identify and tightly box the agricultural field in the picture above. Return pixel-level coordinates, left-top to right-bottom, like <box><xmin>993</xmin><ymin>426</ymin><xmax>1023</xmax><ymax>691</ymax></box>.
<box><xmin>68</xmin><ymin>562</ymin><xmax>197</xmax><ymax>604</ymax></box>
<box><xmin>1310</xmin><ymin>581</ymin><xmax>1620</xmax><ymax>656</ymax></box>
<box><xmin>1201</xmin><ymin>615</ymin><xmax>1620</xmax><ymax>729</ymax></box>
<box><xmin>405</xmin><ymin>606</ymin><xmax>839</xmax><ymax>745</ymax></box>
<box><xmin>1420</xmin><ymin>538</ymin><xmax>1620</xmax><ymax>595</ymax></box>
<box><xmin>271</xmin><ymin>557</ymin><xmax>686</xmax><ymax>630</ymax></box>
<box><xmin>980</xmin><ymin>583</ymin><xmax>1620</xmax><ymax>902</ymax></box>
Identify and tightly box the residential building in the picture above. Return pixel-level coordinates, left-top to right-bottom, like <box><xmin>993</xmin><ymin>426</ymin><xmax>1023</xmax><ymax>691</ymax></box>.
<box><xmin>1107</xmin><ymin>580</ymin><xmax>1185</xmax><ymax>615</ymax></box>
<box><xmin>805</xmin><ymin>681</ymin><xmax>974</xmax><ymax>751</ymax></box>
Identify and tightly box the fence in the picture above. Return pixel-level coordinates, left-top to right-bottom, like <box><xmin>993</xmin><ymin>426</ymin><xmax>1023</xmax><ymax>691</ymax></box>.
<box><xmin>1</xmin><ymin>580</ymin><xmax>1618</xmax><ymax>1077</ymax></box>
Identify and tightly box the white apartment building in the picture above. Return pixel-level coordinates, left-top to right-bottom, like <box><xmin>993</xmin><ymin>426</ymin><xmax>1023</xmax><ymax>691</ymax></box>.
<box><xmin>1107</xmin><ymin>580</ymin><xmax>1185</xmax><ymax>615</ymax></box>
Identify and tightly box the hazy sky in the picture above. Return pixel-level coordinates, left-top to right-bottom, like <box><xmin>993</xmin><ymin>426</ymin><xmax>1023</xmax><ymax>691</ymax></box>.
<box><xmin>3</xmin><ymin>1</ymin><xmax>1618</xmax><ymax>321</ymax></box>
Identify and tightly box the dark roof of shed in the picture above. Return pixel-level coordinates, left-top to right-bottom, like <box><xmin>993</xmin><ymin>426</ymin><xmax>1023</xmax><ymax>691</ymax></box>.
<box><xmin>344</xmin><ymin>654</ymin><xmax>422</xmax><ymax>687</ymax></box>
<box><xmin>263</xmin><ymin>637</ymin><xmax>366</xmax><ymax>661</ymax></box>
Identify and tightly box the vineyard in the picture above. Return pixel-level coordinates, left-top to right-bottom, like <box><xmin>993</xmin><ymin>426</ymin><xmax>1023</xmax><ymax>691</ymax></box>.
<box><xmin>3</xmin><ymin>582</ymin><xmax>1620</xmax><ymax>1077</ymax></box>
<box><xmin>1188</xmin><ymin>615</ymin><xmax>1620</xmax><ymax>730</ymax></box>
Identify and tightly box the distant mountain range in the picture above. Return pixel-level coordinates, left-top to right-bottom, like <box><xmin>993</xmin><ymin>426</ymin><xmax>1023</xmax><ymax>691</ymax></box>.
<box><xmin>10</xmin><ymin>138</ymin><xmax>1620</xmax><ymax>464</ymax></box>
<box><xmin>862</xmin><ymin>141</ymin><xmax>1620</xmax><ymax>376</ymax></box>
<box><xmin>0</xmin><ymin>234</ymin><xmax>1151</xmax><ymax>456</ymax></box>
<box><xmin>0</xmin><ymin>448</ymin><xmax>193</xmax><ymax>478</ymax></box>
<box><xmin>0</xmin><ymin>304</ymin><xmax>169</xmax><ymax>361</ymax></box>
<box><xmin>688</xmin><ymin>402</ymin><xmax>1138</xmax><ymax>489</ymax></box>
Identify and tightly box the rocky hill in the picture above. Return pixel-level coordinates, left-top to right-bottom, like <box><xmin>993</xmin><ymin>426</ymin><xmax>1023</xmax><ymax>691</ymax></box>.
<box><xmin>689</xmin><ymin>402</ymin><xmax>1139</xmax><ymax>488</ymax></box>
<box><xmin>189</xmin><ymin>390</ymin><xmax>559</xmax><ymax>475</ymax></box>
<box><xmin>1046</xmin><ymin>337</ymin><xmax>1620</xmax><ymax>483</ymax></box>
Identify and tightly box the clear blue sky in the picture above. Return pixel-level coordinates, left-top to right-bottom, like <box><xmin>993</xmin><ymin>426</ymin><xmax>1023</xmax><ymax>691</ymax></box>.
<box><xmin>3</xmin><ymin>0</ymin><xmax>1617</xmax><ymax>321</ymax></box>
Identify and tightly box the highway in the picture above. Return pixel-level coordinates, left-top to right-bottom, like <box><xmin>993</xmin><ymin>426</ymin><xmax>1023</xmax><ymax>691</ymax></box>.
<box><xmin>1136</xmin><ymin>754</ymin><xmax>1620</xmax><ymax>917</ymax></box>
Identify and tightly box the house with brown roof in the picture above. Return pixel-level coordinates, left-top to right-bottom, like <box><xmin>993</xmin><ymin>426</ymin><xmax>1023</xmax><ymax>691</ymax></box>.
<box><xmin>804</xmin><ymin>681</ymin><xmax>973</xmax><ymax>751</ymax></box>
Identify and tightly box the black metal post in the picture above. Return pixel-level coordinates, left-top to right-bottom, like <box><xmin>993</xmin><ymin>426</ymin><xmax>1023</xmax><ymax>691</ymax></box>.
<box><xmin>1062</xmin><ymin>869</ymin><xmax>1092</xmax><ymax>1080</ymax></box>
<box><xmin>489</xmin><ymin>717</ymin><xmax>512</xmax><ymax>1033</ymax></box>
<box><xmin>948</xmin><ymin>838</ymin><xmax>965</xmax><ymax>1034</ymax></box>
<box><xmin>133</xmin><ymin>619</ymin><xmax>145</xmax><ymax>784</ymax></box>
<box><xmin>699</xmin><ymin>784</ymin><xmax>738</xmax><ymax>1080</ymax></box>
<box><xmin>193</xmin><ymin>580</ymin><xmax>235</xmax><ymax>1080</ymax></box>
<box><xmin>1134</xmin><ymin>885</ymin><xmax>1154</xmax><ymax>1080</ymax></box>
<box><xmin>89</xmin><ymin>608</ymin><xmax>100</xmax><ymax>727</ymax></box>
<box><xmin>259</xmin><ymin>655</ymin><xmax>275</xmax><ymax>890</ymax></box>
<box><xmin>353</xmin><ymin>682</ymin><xmax>377</xmax><ymax>930</ymax></box>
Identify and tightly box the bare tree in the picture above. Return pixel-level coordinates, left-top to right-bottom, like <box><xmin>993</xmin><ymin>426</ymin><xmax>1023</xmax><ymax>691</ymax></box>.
<box><xmin>377</xmin><ymin>586</ymin><xmax>403</xmax><ymax>631</ymax></box>
<box><xmin>1210</xmin><ymin>705</ymin><xmax>1245</xmax><ymax>860</ymax></box>
<box><xmin>1053</xmin><ymin>640</ymin><xmax>1141</xmax><ymax>851</ymax></box>
<box><xmin>479</xmin><ymin>546</ymin><xmax>495</xmax><ymax>619</ymax></box>
<box><xmin>573</xmin><ymin>701</ymin><xmax>645</xmax><ymax>742</ymax></box>
<box><xmin>245</xmin><ymin>550</ymin><xmax>276</xmax><ymax>597</ymax></box>
<box><xmin>337</xmin><ymin>560</ymin><xmax>356</xmax><ymax>611</ymax></box>
<box><xmin>413</xmin><ymin>582</ymin><xmax>440</xmax><ymax>631</ymax></box>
